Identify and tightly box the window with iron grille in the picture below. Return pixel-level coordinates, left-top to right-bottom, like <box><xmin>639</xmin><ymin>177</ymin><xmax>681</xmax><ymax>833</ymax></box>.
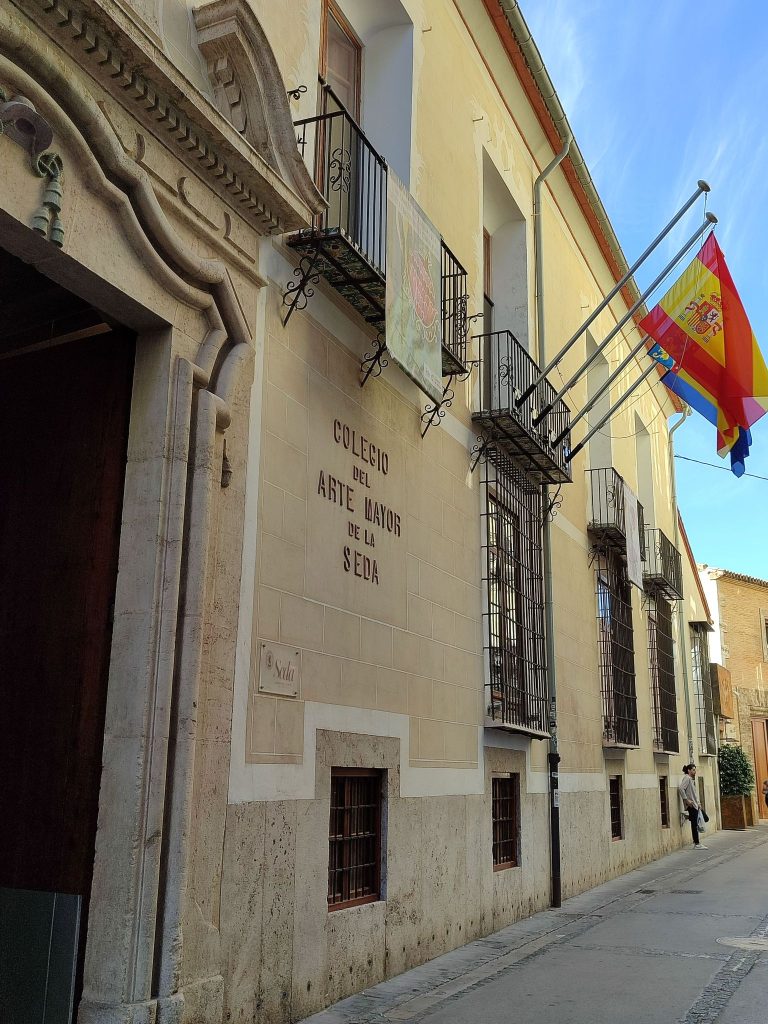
<box><xmin>482</xmin><ymin>455</ymin><xmax>546</xmax><ymax>732</ymax></box>
<box><xmin>595</xmin><ymin>549</ymin><xmax>638</xmax><ymax>746</ymax></box>
<box><xmin>492</xmin><ymin>775</ymin><xmax>520</xmax><ymax>869</ymax></box>
<box><xmin>328</xmin><ymin>769</ymin><xmax>383</xmax><ymax>910</ymax></box>
<box><xmin>691</xmin><ymin>624</ymin><xmax>716</xmax><ymax>755</ymax></box>
<box><xmin>609</xmin><ymin>776</ymin><xmax>623</xmax><ymax>839</ymax></box>
<box><xmin>659</xmin><ymin>776</ymin><xmax>670</xmax><ymax>828</ymax></box>
<box><xmin>647</xmin><ymin>595</ymin><xmax>679</xmax><ymax>753</ymax></box>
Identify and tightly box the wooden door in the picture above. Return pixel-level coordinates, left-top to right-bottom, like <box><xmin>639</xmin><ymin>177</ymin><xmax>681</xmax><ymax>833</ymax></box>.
<box><xmin>752</xmin><ymin>719</ymin><xmax>768</xmax><ymax>819</ymax></box>
<box><xmin>0</xmin><ymin>321</ymin><xmax>134</xmax><ymax>1018</ymax></box>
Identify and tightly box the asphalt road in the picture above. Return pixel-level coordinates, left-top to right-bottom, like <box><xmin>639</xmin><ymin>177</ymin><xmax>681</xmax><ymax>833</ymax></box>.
<box><xmin>300</xmin><ymin>825</ymin><xmax>768</xmax><ymax>1024</ymax></box>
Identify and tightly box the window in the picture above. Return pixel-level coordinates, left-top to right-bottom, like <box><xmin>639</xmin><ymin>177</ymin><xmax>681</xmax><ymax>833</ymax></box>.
<box><xmin>483</xmin><ymin>227</ymin><xmax>494</xmax><ymax>334</ymax></box>
<box><xmin>492</xmin><ymin>775</ymin><xmax>520</xmax><ymax>869</ymax></box>
<box><xmin>482</xmin><ymin>454</ymin><xmax>546</xmax><ymax>731</ymax></box>
<box><xmin>321</xmin><ymin>1</ymin><xmax>362</xmax><ymax>117</ymax></box>
<box><xmin>647</xmin><ymin>596</ymin><xmax>679</xmax><ymax>752</ymax></box>
<box><xmin>586</xmin><ymin>340</ymin><xmax>611</xmax><ymax>470</ymax></box>
<box><xmin>328</xmin><ymin>768</ymin><xmax>383</xmax><ymax>909</ymax></box>
<box><xmin>595</xmin><ymin>549</ymin><xmax>638</xmax><ymax>746</ymax></box>
<box><xmin>609</xmin><ymin>776</ymin><xmax>623</xmax><ymax>840</ymax></box>
<box><xmin>659</xmin><ymin>776</ymin><xmax>670</xmax><ymax>828</ymax></box>
<box><xmin>760</xmin><ymin>609</ymin><xmax>768</xmax><ymax>662</ymax></box>
<box><xmin>691</xmin><ymin>624</ymin><xmax>716</xmax><ymax>755</ymax></box>
<box><xmin>482</xmin><ymin>151</ymin><xmax>528</xmax><ymax>350</ymax></box>
<box><xmin>319</xmin><ymin>0</ymin><xmax>414</xmax><ymax>183</ymax></box>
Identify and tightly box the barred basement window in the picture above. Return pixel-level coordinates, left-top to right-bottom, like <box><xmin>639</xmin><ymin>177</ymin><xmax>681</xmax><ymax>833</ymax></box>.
<box><xmin>328</xmin><ymin>768</ymin><xmax>383</xmax><ymax>910</ymax></box>
<box><xmin>492</xmin><ymin>775</ymin><xmax>520</xmax><ymax>869</ymax></box>
<box><xmin>482</xmin><ymin>453</ymin><xmax>546</xmax><ymax>732</ymax></box>
<box><xmin>609</xmin><ymin>776</ymin><xmax>623</xmax><ymax>840</ymax></box>
<box><xmin>659</xmin><ymin>776</ymin><xmax>670</xmax><ymax>828</ymax></box>
<box><xmin>595</xmin><ymin>549</ymin><xmax>638</xmax><ymax>746</ymax></box>
<box><xmin>691</xmin><ymin>624</ymin><xmax>716</xmax><ymax>755</ymax></box>
<box><xmin>647</xmin><ymin>595</ymin><xmax>679</xmax><ymax>753</ymax></box>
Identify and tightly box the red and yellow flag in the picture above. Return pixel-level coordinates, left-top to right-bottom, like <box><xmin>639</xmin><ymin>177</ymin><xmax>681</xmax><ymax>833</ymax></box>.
<box><xmin>640</xmin><ymin>233</ymin><xmax>768</xmax><ymax>463</ymax></box>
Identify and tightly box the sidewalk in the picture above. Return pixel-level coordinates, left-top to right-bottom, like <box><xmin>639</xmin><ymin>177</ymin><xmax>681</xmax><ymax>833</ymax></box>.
<box><xmin>300</xmin><ymin>826</ymin><xmax>768</xmax><ymax>1024</ymax></box>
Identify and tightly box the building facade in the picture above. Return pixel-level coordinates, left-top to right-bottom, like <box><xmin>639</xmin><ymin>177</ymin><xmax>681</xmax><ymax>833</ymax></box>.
<box><xmin>0</xmin><ymin>2</ymin><xmax>719</xmax><ymax>1023</ymax></box>
<box><xmin>700</xmin><ymin>566</ymin><xmax>768</xmax><ymax>824</ymax></box>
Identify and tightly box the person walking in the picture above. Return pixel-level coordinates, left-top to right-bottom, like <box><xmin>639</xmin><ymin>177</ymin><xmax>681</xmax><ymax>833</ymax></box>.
<box><xmin>762</xmin><ymin>779</ymin><xmax>768</xmax><ymax>811</ymax></box>
<box><xmin>679</xmin><ymin>764</ymin><xmax>707</xmax><ymax>849</ymax></box>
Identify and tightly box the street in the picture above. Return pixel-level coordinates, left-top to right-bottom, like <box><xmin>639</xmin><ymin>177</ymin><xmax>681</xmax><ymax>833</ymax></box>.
<box><xmin>300</xmin><ymin>826</ymin><xmax>768</xmax><ymax>1024</ymax></box>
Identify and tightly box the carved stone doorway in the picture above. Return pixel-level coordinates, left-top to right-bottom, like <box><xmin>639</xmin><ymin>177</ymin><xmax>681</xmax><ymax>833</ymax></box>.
<box><xmin>0</xmin><ymin>248</ymin><xmax>135</xmax><ymax>1023</ymax></box>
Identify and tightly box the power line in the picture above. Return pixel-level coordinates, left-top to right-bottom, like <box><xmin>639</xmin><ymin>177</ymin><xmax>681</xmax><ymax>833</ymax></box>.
<box><xmin>674</xmin><ymin>453</ymin><xmax>768</xmax><ymax>481</ymax></box>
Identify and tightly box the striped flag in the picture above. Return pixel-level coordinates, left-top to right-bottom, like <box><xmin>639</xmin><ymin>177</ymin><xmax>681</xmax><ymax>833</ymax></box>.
<box><xmin>641</xmin><ymin>233</ymin><xmax>768</xmax><ymax>475</ymax></box>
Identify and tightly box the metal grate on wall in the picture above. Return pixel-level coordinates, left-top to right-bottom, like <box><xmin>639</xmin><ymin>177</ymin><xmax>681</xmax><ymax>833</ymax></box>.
<box><xmin>481</xmin><ymin>451</ymin><xmax>547</xmax><ymax>732</ymax></box>
<box><xmin>659</xmin><ymin>776</ymin><xmax>670</xmax><ymax>828</ymax></box>
<box><xmin>328</xmin><ymin>769</ymin><xmax>383</xmax><ymax>910</ymax></box>
<box><xmin>647</xmin><ymin>595</ymin><xmax>679</xmax><ymax>753</ymax></box>
<box><xmin>492</xmin><ymin>775</ymin><xmax>520</xmax><ymax>868</ymax></box>
<box><xmin>595</xmin><ymin>548</ymin><xmax>638</xmax><ymax>746</ymax></box>
<box><xmin>691</xmin><ymin>624</ymin><xmax>717</xmax><ymax>755</ymax></box>
<box><xmin>609</xmin><ymin>775</ymin><xmax>623</xmax><ymax>839</ymax></box>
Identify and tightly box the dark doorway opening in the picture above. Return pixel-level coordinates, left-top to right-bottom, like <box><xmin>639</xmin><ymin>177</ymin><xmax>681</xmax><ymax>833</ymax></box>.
<box><xmin>0</xmin><ymin>249</ymin><xmax>135</xmax><ymax>1022</ymax></box>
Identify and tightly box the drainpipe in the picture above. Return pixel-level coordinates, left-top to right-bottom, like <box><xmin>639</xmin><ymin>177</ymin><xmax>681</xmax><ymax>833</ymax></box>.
<box><xmin>668</xmin><ymin>407</ymin><xmax>694</xmax><ymax>761</ymax></box>
<box><xmin>534</xmin><ymin>128</ymin><xmax>572</xmax><ymax>910</ymax></box>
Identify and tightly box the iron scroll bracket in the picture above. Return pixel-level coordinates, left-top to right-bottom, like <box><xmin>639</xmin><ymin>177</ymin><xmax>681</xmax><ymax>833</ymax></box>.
<box><xmin>360</xmin><ymin>331</ymin><xmax>388</xmax><ymax>386</ymax></box>
<box><xmin>420</xmin><ymin>360</ymin><xmax>479</xmax><ymax>439</ymax></box>
<box><xmin>281</xmin><ymin>250</ymin><xmax>321</xmax><ymax>327</ymax></box>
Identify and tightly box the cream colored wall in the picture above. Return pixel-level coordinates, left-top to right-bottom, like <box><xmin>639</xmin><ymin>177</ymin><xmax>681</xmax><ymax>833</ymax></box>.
<box><xmin>246</xmin><ymin>288</ymin><xmax>483</xmax><ymax>773</ymax></box>
<box><xmin>144</xmin><ymin>0</ymin><xmax>710</xmax><ymax>1017</ymax></box>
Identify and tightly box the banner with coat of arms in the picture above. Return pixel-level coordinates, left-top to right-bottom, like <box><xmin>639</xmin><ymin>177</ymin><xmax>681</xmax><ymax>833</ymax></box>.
<box><xmin>386</xmin><ymin>172</ymin><xmax>443</xmax><ymax>404</ymax></box>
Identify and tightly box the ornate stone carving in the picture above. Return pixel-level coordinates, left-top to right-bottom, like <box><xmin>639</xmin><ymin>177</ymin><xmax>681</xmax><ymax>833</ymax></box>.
<box><xmin>193</xmin><ymin>0</ymin><xmax>323</xmax><ymax>214</ymax></box>
<box><xmin>0</xmin><ymin>88</ymin><xmax>64</xmax><ymax>246</ymax></box>
<box><xmin>13</xmin><ymin>0</ymin><xmax>323</xmax><ymax>233</ymax></box>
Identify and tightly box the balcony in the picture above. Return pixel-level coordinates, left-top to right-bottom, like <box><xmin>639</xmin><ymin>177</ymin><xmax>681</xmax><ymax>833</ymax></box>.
<box><xmin>586</xmin><ymin>468</ymin><xmax>647</xmax><ymax>560</ymax></box>
<box><xmin>643</xmin><ymin>527</ymin><xmax>683</xmax><ymax>600</ymax></box>
<box><xmin>290</xmin><ymin>98</ymin><xmax>387</xmax><ymax>327</ymax></box>
<box><xmin>287</xmin><ymin>88</ymin><xmax>470</xmax><ymax>374</ymax></box>
<box><xmin>472</xmin><ymin>330</ymin><xmax>571</xmax><ymax>485</ymax></box>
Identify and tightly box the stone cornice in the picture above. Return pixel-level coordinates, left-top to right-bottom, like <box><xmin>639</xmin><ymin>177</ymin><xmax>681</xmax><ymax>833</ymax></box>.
<box><xmin>12</xmin><ymin>0</ymin><xmax>323</xmax><ymax>234</ymax></box>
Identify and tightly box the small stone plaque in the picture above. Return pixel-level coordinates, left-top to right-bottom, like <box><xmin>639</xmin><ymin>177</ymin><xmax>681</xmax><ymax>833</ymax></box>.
<box><xmin>257</xmin><ymin>642</ymin><xmax>301</xmax><ymax>698</ymax></box>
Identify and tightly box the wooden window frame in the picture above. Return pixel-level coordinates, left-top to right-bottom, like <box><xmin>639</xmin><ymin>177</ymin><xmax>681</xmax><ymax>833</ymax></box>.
<box><xmin>659</xmin><ymin>776</ymin><xmax>670</xmax><ymax>828</ymax></box>
<box><xmin>328</xmin><ymin>767</ymin><xmax>383</xmax><ymax>911</ymax></box>
<box><xmin>609</xmin><ymin>775</ymin><xmax>623</xmax><ymax>841</ymax></box>
<box><xmin>320</xmin><ymin>0</ymin><xmax>363</xmax><ymax>120</ymax></box>
<box><xmin>492</xmin><ymin>774</ymin><xmax>520</xmax><ymax>870</ymax></box>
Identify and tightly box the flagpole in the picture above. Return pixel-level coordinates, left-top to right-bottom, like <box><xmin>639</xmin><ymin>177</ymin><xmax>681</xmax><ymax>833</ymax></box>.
<box><xmin>516</xmin><ymin>180</ymin><xmax>710</xmax><ymax>409</ymax></box>
<box><xmin>550</xmin><ymin>333</ymin><xmax>650</xmax><ymax>447</ymax></box>
<box><xmin>565</xmin><ymin>361</ymin><xmax>660</xmax><ymax>463</ymax></box>
<box><xmin>532</xmin><ymin>213</ymin><xmax>717</xmax><ymax>428</ymax></box>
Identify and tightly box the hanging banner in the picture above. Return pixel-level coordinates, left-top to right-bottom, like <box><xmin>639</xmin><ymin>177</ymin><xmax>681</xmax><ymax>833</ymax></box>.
<box><xmin>386</xmin><ymin>172</ymin><xmax>443</xmax><ymax>404</ymax></box>
<box><xmin>623</xmin><ymin>482</ymin><xmax>643</xmax><ymax>589</ymax></box>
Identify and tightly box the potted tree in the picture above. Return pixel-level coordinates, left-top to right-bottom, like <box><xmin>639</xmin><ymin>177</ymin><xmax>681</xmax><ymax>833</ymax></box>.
<box><xmin>718</xmin><ymin>744</ymin><xmax>755</xmax><ymax>829</ymax></box>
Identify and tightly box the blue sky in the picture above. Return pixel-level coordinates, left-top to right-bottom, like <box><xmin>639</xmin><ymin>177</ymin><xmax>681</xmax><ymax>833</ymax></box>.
<box><xmin>523</xmin><ymin>0</ymin><xmax>768</xmax><ymax>581</ymax></box>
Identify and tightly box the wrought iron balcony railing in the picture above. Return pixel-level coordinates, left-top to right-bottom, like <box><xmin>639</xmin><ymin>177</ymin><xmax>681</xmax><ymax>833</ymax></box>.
<box><xmin>286</xmin><ymin>85</ymin><xmax>471</xmax><ymax>382</ymax></box>
<box><xmin>587</xmin><ymin>467</ymin><xmax>626</xmax><ymax>546</ymax></box>
<box><xmin>587</xmin><ymin>467</ymin><xmax>647</xmax><ymax>561</ymax></box>
<box><xmin>290</xmin><ymin>90</ymin><xmax>388</xmax><ymax>327</ymax></box>
<box><xmin>643</xmin><ymin>527</ymin><xmax>683</xmax><ymax>601</ymax></box>
<box><xmin>441</xmin><ymin>242</ymin><xmax>469</xmax><ymax>374</ymax></box>
<box><xmin>472</xmin><ymin>330</ymin><xmax>571</xmax><ymax>485</ymax></box>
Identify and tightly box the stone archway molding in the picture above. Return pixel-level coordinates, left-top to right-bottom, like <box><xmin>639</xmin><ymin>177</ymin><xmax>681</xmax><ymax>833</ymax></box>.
<box><xmin>0</xmin><ymin>7</ymin><xmax>314</xmax><ymax>1021</ymax></box>
<box><xmin>194</xmin><ymin>0</ymin><xmax>326</xmax><ymax>224</ymax></box>
<box><xmin>0</xmin><ymin>19</ymin><xmax>249</xmax><ymax>412</ymax></box>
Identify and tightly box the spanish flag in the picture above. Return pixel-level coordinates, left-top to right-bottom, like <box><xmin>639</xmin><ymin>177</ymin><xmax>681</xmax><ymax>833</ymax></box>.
<box><xmin>641</xmin><ymin>233</ymin><xmax>768</xmax><ymax>475</ymax></box>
